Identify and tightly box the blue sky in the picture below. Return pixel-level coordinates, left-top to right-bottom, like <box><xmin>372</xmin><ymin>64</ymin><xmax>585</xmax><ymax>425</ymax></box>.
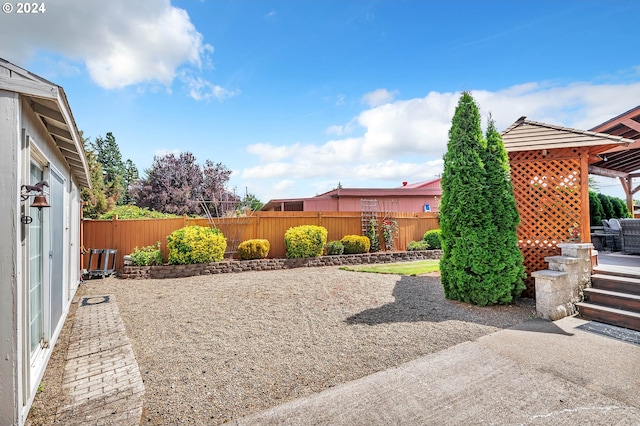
<box><xmin>1</xmin><ymin>0</ymin><xmax>639</xmax><ymax>202</ymax></box>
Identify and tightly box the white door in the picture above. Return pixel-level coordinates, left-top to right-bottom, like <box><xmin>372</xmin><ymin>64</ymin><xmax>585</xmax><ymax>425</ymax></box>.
<box><xmin>28</xmin><ymin>162</ymin><xmax>45</xmax><ymax>360</ymax></box>
<box><xmin>50</xmin><ymin>169</ymin><xmax>65</xmax><ymax>328</ymax></box>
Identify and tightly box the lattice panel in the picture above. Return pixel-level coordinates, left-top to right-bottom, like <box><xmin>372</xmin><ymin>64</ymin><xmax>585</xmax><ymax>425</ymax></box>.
<box><xmin>509</xmin><ymin>151</ymin><xmax>583</xmax><ymax>297</ymax></box>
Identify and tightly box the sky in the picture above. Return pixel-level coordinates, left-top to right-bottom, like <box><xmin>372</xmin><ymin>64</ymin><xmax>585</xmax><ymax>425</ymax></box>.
<box><xmin>1</xmin><ymin>0</ymin><xmax>639</xmax><ymax>203</ymax></box>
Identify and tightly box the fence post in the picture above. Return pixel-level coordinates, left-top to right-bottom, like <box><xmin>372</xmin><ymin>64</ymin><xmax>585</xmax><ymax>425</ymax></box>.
<box><xmin>183</xmin><ymin>214</ymin><xmax>188</xmax><ymax>227</ymax></box>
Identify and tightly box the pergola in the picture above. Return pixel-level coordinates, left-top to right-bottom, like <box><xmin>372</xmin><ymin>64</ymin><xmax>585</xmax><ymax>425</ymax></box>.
<box><xmin>588</xmin><ymin>105</ymin><xmax>640</xmax><ymax>212</ymax></box>
<box><xmin>502</xmin><ymin>117</ymin><xmax>634</xmax><ymax>296</ymax></box>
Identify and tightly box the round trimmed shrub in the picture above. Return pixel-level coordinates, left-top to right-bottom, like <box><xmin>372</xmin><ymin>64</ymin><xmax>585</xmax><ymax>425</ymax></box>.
<box><xmin>423</xmin><ymin>229</ymin><xmax>442</xmax><ymax>250</ymax></box>
<box><xmin>285</xmin><ymin>225</ymin><xmax>328</xmax><ymax>258</ymax></box>
<box><xmin>325</xmin><ymin>240</ymin><xmax>345</xmax><ymax>255</ymax></box>
<box><xmin>407</xmin><ymin>240</ymin><xmax>430</xmax><ymax>251</ymax></box>
<box><xmin>237</xmin><ymin>239</ymin><xmax>270</xmax><ymax>260</ymax></box>
<box><xmin>166</xmin><ymin>226</ymin><xmax>226</xmax><ymax>264</ymax></box>
<box><xmin>341</xmin><ymin>235</ymin><xmax>370</xmax><ymax>254</ymax></box>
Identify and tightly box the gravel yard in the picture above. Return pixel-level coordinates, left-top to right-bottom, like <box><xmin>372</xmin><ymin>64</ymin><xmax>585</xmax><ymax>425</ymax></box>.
<box><xmin>28</xmin><ymin>266</ymin><xmax>536</xmax><ymax>425</ymax></box>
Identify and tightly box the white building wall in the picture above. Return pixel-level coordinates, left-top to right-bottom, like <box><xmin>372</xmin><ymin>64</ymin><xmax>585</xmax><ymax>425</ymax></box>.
<box><xmin>0</xmin><ymin>89</ymin><xmax>21</xmax><ymax>426</ymax></box>
<box><xmin>0</xmin><ymin>87</ymin><xmax>84</xmax><ymax>425</ymax></box>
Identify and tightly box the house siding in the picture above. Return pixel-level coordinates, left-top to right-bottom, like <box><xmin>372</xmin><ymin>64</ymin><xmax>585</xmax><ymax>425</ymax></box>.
<box><xmin>0</xmin><ymin>60</ymin><xmax>88</xmax><ymax>426</ymax></box>
<box><xmin>0</xmin><ymin>89</ymin><xmax>21</xmax><ymax>426</ymax></box>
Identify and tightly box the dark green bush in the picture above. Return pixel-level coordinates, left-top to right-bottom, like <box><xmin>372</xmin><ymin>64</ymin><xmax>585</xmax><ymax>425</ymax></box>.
<box><xmin>237</xmin><ymin>239</ymin><xmax>270</xmax><ymax>260</ymax></box>
<box><xmin>129</xmin><ymin>242</ymin><xmax>163</xmax><ymax>266</ymax></box>
<box><xmin>407</xmin><ymin>240</ymin><xmax>430</xmax><ymax>251</ymax></box>
<box><xmin>166</xmin><ymin>226</ymin><xmax>226</xmax><ymax>264</ymax></box>
<box><xmin>284</xmin><ymin>225</ymin><xmax>328</xmax><ymax>258</ymax></box>
<box><xmin>325</xmin><ymin>240</ymin><xmax>345</xmax><ymax>255</ymax></box>
<box><xmin>422</xmin><ymin>229</ymin><xmax>443</xmax><ymax>249</ymax></box>
<box><xmin>341</xmin><ymin>235</ymin><xmax>370</xmax><ymax>254</ymax></box>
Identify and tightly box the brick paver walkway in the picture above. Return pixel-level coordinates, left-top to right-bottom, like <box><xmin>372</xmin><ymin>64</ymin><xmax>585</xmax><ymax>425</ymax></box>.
<box><xmin>55</xmin><ymin>295</ymin><xmax>144</xmax><ymax>425</ymax></box>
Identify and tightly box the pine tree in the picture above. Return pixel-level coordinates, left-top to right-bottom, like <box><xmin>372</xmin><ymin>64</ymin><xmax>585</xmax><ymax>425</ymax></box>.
<box><xmin>480</xmin><ymin>117</ymin><xmax>525</xmax><ymax>302</ymax></box>
<box><xmin>440</xmin><ymin>92</ymin><xmax>491</xmax><ymax>304</ymax></box>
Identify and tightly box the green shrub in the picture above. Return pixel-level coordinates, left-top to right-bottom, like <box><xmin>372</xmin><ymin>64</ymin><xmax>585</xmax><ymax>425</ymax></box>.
<box><xmin>366</xmin><ymin>219</ymin><xmax>381</xmax><ymax>252</ymax></box>
<box><xmin>407</xmin><ymin>240</ymin><xmax>430</xmax><ymax>251</ymax></box>
<box><xmin>237</xmin><ymin>239</ymin><xmax>270</xmax><ymax>260</ymax></box>
<box><xmin>166</xmin><ymin>226</ymin><xmax>226</xmax><ymax>264</ymax></box>
<box><xmin>341</xmin><ymin>235</ymin><xmax>370</xmax><ymax>254</ymax></box>
<box><xmin>423</xmin><ymin>229</ymin><xmax>443</xmax><ymax>250</ymax></box>
<box><xmin>284</xmin><ymin>225</ymin><xmax>328</xmax><ymax>258</ymax></box>
<box><xmin>325</xmin><ymin>240</ymin><xmax>345</xmax><ymax>255</ymax></box>
<box><xmin>129</xmin><ymin>242</ymin><xmax>163</xmax><ymax>266</ymax></box>
<box><xmin>99</xmin><ymin>205</ymin><xmax>180</xmax><ymax>220</ymax></box>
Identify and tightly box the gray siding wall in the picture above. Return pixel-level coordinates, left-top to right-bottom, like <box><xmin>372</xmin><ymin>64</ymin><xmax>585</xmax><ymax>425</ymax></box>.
<box><xmin>0</xmin><ymin>89</ymin><xmax>20</xmax><ymax>425</ymax></box>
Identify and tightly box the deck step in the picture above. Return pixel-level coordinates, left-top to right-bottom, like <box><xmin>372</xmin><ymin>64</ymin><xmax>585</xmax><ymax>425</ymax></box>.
<box><xmin>592</xmin><ymin>266</ymin><xmax>640</xmax><ymax>280</ymax></box>
<box><xmin>583</xmin><ymin>288</ymin><xmax>640</xmax><ymax>313</ymax></box>
<box><xmin>590</xmin><ymin>274</ymin><xmax>640</xmax><ymax>295</ymax></box>
<box><xmin>576</xmin><ymin>302</ymin><xmax>640</xmax><ymax>332</ymax></box>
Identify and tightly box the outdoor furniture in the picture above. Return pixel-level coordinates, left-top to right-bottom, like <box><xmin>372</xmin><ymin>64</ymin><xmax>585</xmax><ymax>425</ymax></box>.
<box><xmin>86</xmin><ymin>248</ymin><xmax>117</xmax><ymax>278</ymax></box>
<box><xmin>620</xmin><ymin>219</ymin><xmax>640</xmax><ymax>254</ymax></box>
<box><xmin>602</xmin><ymin>219</ymin><xmax>622</xmax><ymax>251</ymax></box>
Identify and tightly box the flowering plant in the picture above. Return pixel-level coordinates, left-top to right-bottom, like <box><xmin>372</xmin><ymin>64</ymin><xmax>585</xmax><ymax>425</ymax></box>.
<box><xmin>381</xmin><ymin>218</ymin><xmax>398</xmax><ymax>251</ymax></box>
<box><xmin>567</xmin><ymin>222</ymin><xmax>580</xmax><ymax>241</ymax></box>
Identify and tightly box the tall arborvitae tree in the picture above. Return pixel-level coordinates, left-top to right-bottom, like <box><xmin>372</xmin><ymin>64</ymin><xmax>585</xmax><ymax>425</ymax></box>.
<box><xmin>440</xmin><ymin>92</ymin><xmax>492</xmax><ymax>304</ymax></box>
<box><xmin>597</xmin><ymin>192</ymin><xmax>615</xmax><ymax>219</ymax></box>
<box><xmin>480</xmin><ymin>117</ymin><xmax>525</xmax><ymax>302</ymax></box>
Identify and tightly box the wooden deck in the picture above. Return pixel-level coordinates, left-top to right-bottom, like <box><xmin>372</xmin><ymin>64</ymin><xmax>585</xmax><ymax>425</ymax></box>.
<box><xmin>596</xmin><ymin>252</ymin><xmax>640</xmax><ymax>275</ymax></box>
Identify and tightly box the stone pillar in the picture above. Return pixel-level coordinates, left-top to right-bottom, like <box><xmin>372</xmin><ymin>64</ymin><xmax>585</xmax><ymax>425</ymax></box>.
<box><xmin>531</xmin><ymin>243</ymin><xmax>593</xmax><ymax>321</ymax></box>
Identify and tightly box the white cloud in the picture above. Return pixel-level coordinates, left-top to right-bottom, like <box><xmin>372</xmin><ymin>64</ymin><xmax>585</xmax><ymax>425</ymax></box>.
<box><xmin>361</xmin><ymin>88</ymin><xmax>398</xmax><ymax>107</ymax></box>
<box><xmin>241</xmin><ymin>79</ymin><xmax>640</xmax><ymax>199</ymax></box>
<box><xmin>181</xmin><ymin>72</ymin><xmax>240</xmax><ymax>101</ymax></box>
<box><xmin>0</xmin><ymin>0</ymin><xmax>233</xmax><ymax>96</ymax></box>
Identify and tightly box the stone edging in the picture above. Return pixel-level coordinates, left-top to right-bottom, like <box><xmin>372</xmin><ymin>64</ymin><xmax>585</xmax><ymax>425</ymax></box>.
<box><xmin>120</xmin><ymin>250</ymin><xmax>442</xmax><ymax>280</ymax></box>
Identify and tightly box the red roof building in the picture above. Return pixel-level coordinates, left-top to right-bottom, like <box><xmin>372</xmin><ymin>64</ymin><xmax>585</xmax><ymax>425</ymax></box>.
<box><xmin>261</xmin><ymin>178</ymin><xmax>442</xmax><ymax>212</ymax></box>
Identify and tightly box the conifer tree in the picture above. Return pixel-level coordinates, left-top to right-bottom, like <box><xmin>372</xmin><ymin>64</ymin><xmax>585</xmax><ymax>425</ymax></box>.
<box><xmin>480</xmin><ymin>117</ymin><xmax>525</xmax><ymax>302</ymax></box>
<box><xmin>440</xmin><ymin>93</ymin><xmax>525</xmax><ymax>305</ymax></box>
<box><xmin>440</xmin><ymin>92</ymin><xmax>491</xmax><ymax>303</ymax></box>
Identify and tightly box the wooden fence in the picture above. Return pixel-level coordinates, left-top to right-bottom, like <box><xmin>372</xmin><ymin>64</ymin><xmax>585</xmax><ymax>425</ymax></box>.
<box><xmin>82</xmin><ymin>211</ymin><xmax>440</xmax><ymax>271</ymax></box>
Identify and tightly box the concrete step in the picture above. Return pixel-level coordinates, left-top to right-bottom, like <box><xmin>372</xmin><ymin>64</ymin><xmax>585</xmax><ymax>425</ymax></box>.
<box><xmin>583</xmin><ymin>288</ymin><xmax>640</xmax><ymax>313</ymax></box>
<box><xmin>590</xmin><ymin>274</ymin><xmax>640</xmax><ymax>296</ymax></box>
<box><xmin>576</xmin><ymin>302</ymin><xmax>640</xmax><ymax>332</ymax></box>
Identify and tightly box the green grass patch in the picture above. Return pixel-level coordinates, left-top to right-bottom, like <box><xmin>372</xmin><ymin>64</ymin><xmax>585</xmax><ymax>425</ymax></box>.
<box><xmin>340</xmin><ymin>260</ymin><xmax>440</xmax><ymax>276</ymax></box>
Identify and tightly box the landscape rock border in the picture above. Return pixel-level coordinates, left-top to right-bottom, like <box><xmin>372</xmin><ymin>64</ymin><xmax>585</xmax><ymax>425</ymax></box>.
<box><xmin>120</xmin><ymin>250</ymin><xmax>442</xmax><ymax>279</ymax></box>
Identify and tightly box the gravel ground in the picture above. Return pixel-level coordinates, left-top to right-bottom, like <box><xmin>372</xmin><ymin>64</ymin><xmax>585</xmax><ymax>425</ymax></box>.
<box><xmin>28</xmin><ymin>266</ymin><xmax>536</xmax><ymax>425</ymax></box>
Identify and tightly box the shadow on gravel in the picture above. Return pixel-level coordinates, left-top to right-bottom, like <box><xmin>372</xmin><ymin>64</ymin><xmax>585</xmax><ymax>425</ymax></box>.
<box><xmin>346</xmin><ymin>275</ymin><xmax>540</xmax><ymax>330</ymax></box>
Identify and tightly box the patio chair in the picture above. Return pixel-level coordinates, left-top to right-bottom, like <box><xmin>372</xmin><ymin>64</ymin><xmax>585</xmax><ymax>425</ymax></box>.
<box><xmin>602</xmin><ymin>219</ymin><xmax>622</xmax><ymax>251</ymax></box>
<box><xmin>620</xmin><ymin>218</ymin><xmax>640</xmax><ymax>254</ymax></box>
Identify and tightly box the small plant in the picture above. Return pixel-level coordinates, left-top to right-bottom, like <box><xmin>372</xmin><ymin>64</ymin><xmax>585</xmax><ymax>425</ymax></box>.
<box><xmin>284</xmin><ymin>225</ymin><xmax>328</xmax><ymax>258</ymax></box>
<box><xmin>341</xmin><ymin>235</ymin><xmax>371</xmax><ymax>254</ymax></box>
<box><xmin>237</xmin><ymin>239</ymin><xmax>270</xmax><ymax>260</ymax></box>
<box><xmin>407</xmin><ymin>240</ymin><xmax>430</xmax><ymax>251</ymax></box>
<box><xmin>423</xmin><ymin>229</ymin><xmax>443</xmax><ymax>250</ymax></box>
<box><xmin>37</xmin><ymin>381</ymin><xmax>44</xmax><ymax>393</ymax></box>
<box><xmin>130</xmin><ymin>242</ymin><xmax>163</xmax><ymax>266</ymax></box>
<box><xmin>325</xmin><ymin>240</ymin><xmax>345</xmax><ymax>255</ymax></box>
<box><xmin>167</xmin><ymin>226</ymin><xmax>227</xmax><ymax>264</ymax></box>
<box><xmin>381</xmin><ymin>218</ymin><xmax>398</xmax><ymax>251</ymax></box>
<box><xmin>366</xmin><ymin>218</ymin><xmax>381</xmax><ymax>252</ymax></box>
<box><xmin>567</xmin><ymin>222</ymin><xmax>580</xmax><ymax>241</ymax></box>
